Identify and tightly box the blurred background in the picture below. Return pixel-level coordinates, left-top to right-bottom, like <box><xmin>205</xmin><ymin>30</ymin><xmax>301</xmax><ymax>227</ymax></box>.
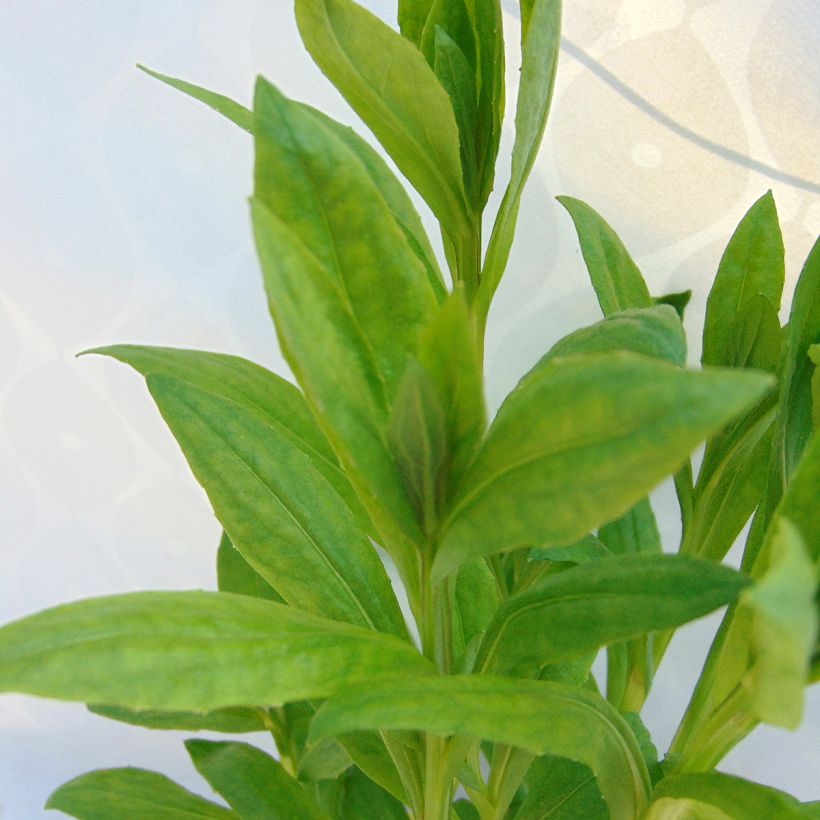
<box><xmin>0</xmin><ymin>0</ymin><xmax>818</xmax><ymax>816</ymax></box>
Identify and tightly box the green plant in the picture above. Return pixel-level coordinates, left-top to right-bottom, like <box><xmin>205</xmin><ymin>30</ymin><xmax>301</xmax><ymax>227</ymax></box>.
<box><xmin>1</xmin><ymin>0</ymin><xmax>818</xmax><ymax>817</ymax></box>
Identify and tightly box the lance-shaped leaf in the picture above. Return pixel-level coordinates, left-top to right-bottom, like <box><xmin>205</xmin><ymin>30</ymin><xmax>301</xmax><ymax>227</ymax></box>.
<box><xmin>686</xmin><ymin>402</ymin><xmax>776</xmax><ymax>563</ymax></box>
<box><xmin>671</xmin><ymin>519</ymin><xmax>816</xmax><ymax>770</ymax></box>
<box><xmin>87</xmin><ymin>704</ymin><xmax>269</xmax><ymax>735</ymax></box>
<box><xmin>137</xmin><ymin>65</ymin><xmax>253</xmax><ymax>131</ymax></box>
<box><xmin>479</xmin><ymin>0</ymin><xmax>561</xmax><ymax>321</ymax></box>
<box><xmin>473</xmin><ymin>555</ymin><xmax>748</xmax><ymax>675</ymax></box>
<box><xmin>398</xmin><ymin>0</ymin><xmax>435</xmax><ymax>44</ymax></box>
<box><xmin>388</xmin><ymin>360</ymin><xmax>448</xmax><ymax>536</ymax></box>
<box><xmin>645</xmin><ymin>773</ymin><xmax>814</xmax><ymax>820</ymax></box>
<box><xmin>702</xmin><ymin>191</ymin><xmax>785</xmax><ymax>367</ymax></box>
<box><xmin>514</xmin><ymin>756</ymin><xmax>607</xmax><ymax>820</ymax></box>
<box><xmin>421</xmin><ymin>0</ymin><xmax>504</xmax><ymax>209</ymax></box>
<box><xmin>252</xmin><ymin>77</ymin><xmax>442</xmax><ymax>588</ymax></box>
<box><xmin>453</xmin><ymin>558</ymin><xmax>499</xmax><ymax>659</ymax></box>
<box><xmin>530</xmin><ymin>534</ymin><xmax>613</xmax><ymax>566</ymax></box>
<box><xmin>724</xmin><ymin>294</ymin><xmax>783</xmax><ymax>373</ymax></box>
<box><xmin>0</xmin><ymin>591</ymin><xmax>433</xmax><ymax>711</ymax></box>
<box><xmin>686</xmin><ymin>290</ymin><xmax>781</xmax><ymax>557</ymax></box>
<box><xmin>811</xmin><ymin>345</ymin><xmax>820</xmax><ymax>430</ymax></box>
<box><xmin>470</xmin><ymin>0</ymin><xmax>505</xmax><ymax>207</ymax></box>
<box><xmin>45</xmin><ymin>768</ymin><xmax>237</xmax><ymax>819</ymax></box>
<box><xmin>432</xmin><ymin>25</ymin><xmax>480</xmax><ymax>205</ymax></box>
<box><xmin>310</xmin><ymin>675</ymin><xmax>651</xmax><ymax>819</ymax></box>
<box><xmin>139</xmin><ymin>67</ymin><xmax>445</xmax><ymax>298</ymax></box>
<box><xmin>416</xmin><ymin>289</ymin><xmax>486</xmax><ymax>493</ymax></box>
<box><xmin>598</xmin><ymin>497</ymin><xmax>662</xmax><ymax>711</ymax></box>
<box><xmin>147</xmin><ymin>374</ymin><xmax>406</xmax><ymax>637</ymax></box>
<box><xmin>295</xmin><ymin>0</ymin><xmax>469</xmax><ymax>244</ymax></box>
<box><xmin>770</xmin><ymin>236</ymin><xmax>820</xmax><ymax>496</ymax></box>
<box><xmin>543</xmin><ymin>305</ymin><xmax>685</xmax><ymax>367</ymax></box>
<box><xmin>555</xmin><ymin>196</ymin><xmax>653</xmax><ymax>317</ymax></box>
<box><xmin>85</xmin><ymin>345</ymin><xmax>368</xmax><ymax>529</ymax></box>
<box><xmin>742</xmin><ymin>518</ymin><xmax>816</xmax><ymax>726</ymax></box>
<box><xmin>216</xmin><ymin>531</ymin><xmax>283</xmax><ymax>603</ymax></box>
<box><xmin>433</xmin><ymin>352</ymin><xmax>773</xmax><ymax>580</ymax></box>
<box><xmin>86</xmin><ymin>532</ymin><xmax>280</xmax><ymax>738</ymax></box>
<box><xmin>598</xmin><ymin>497</ymin><xmax>662</xmax><ymax>556</ymax></box>
<box><xmin>186</xmin><ymin>740</ymin><xmax>330</xmax><ymax>819</ymax></box>
<box><xmin>336</xmin><ymin>768</ymin><xmax>408</xmax><ymax>819</ymax></box>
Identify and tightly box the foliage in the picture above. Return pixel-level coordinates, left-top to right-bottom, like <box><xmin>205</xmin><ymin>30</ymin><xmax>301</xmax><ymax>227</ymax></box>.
<box><xmin>1</xmin><ymin>1</ymin><xmax>818</xmax><ymax>817</ymax></box>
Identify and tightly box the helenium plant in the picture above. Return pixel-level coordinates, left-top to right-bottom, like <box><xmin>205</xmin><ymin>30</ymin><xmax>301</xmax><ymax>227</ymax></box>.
<box><xmin>1</xmin><ymin>0</ymin><xmax>818</xmax><ymax>818</ymax></box>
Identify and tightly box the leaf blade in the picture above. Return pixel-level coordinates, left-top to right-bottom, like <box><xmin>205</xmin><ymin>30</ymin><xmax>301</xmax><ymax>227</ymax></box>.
<box><xmin>310</xmin><ymin>675</ymin><xmax>651</xmax><ymax>819</ymax></box>
<box><xmin>295</xmin><ymin>0</ymin><xmax>469</xmax><ymax>242</ymax></box>
<box><xmin>45</xmin><ymin>768</ymin><xmax>237</xmax><ymax>819</ymax></box>
<box><xmin>185</xmin><ymin>740</ymin><xmax>330</xmax><ymax>819</ymax></box>
<box><xmin>479</xmin><ymin>0</ymin><xmax>562</xmax><ymax>320</ymax></box>
<box><xmin>147</xmin><ymin>373</ymin><xmax>406</xmax><ymax>637</ymax></box>
<box><xmin>555</xmin><ymin>196</ymin><xmax>652</xmax><ymax>317</ymax></box>
<box><xmin>434</xmin><ymin>353</ymin><xmax>773</xmax><ymax>579</ymax></box>
<box><xmin>0</xmin><ymin>591</ymin><xmax>433</xmax><ymax>711</ymax></box>
<box><xmin>474</xmin><ymin>555</ymin><xmax>748</xmax><ymax>675</ymax></box>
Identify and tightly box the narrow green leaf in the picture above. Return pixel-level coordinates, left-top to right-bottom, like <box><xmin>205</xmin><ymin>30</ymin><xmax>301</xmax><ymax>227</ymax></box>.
<box><xmin>453</xmin><ymin>558</ymin><xmax>500</xmax><ymax>656</ymax></box>
<box><xmin>469</xmin><ymin>0</ymin><xmax>505</xmax><ymax>207</ymax></box>
<box><xmin>398</xmin><ymin>0</ymin><xmax>435</xmax><ymax>43</ymax></box>
<box><xmin>432</xmin><ymin>25</ymin><xmax>480</xmax><ymax>205</ymax></box>
<box><xmin>653</xmin><ymin>289</ymin><xmax>692</xmax><ymax>320</ymax></box>
<box><xmin>671</xmin><ymin>520</ymin><xmax>816</xmax><ymax>770</ymax></box>
<box><xmin>137</xmin><ymin>67</ymin><xmax>446</xmax><ymax>298</ymax></box>
<box><xmin>742</xmin><ymin>518</ymin><xmax>816</xmax><ymax>726</ymax></box>
<box><xmin>598</xmin><ymin>497</ymin><xmax>662</xmax><ymax>556</ymax></box>
<box><xmin>335</xmin><ymin>733</ymin><xmax>411</xmax><ymax>804</ymax></box>
<box><xmin>337</xmin><ymin>768</ymin><xmax>408</xmax><ymax>819</ymax></box>
<box><xmin>746</xmin><ymin>428</ymin><xmax>820</xmax><ymax>573</ymax></box>
<box><xmin>555</xmin><ymin>196</ymin><xmax>652</xmax><ymax>317</ymax></box>
<box><xmin>725</xmin><ymin>294</ymin><xmax>782</xmax><ymax>372</ymax></box>
<box><xmin>147</xmin><ymin>374</ymin><xmax>406</xmax><ymax>637</ymax></box>
<box><xmin>310</xmin><ymin>675</ymin><xmax>651</xmax><ymax>819</ymax></box>
<box><xmin>388</xmin><ymin>361</ymin><xmax>448</xmax><ymax>536</ymax></box>
<box><xmin>416</xmin><ymin>289</ymin><xmax>486</xmax><ymax>492</ymax></box>
<box><xmin>421</xmin><ymin>1</ymin><xmax>475</xmax><ymax>76</ymax></box>
<box><xmin>514</xmin><ymin>756</ymin><xmax>606</xmax><ymax>820</ymax></box>
<box><xmin>45</xmin><ymin>768</ymin><xmax>237</xmax><ymax>819</ymax></box>
<box><xmin>646</xmin><ymin>773</ymin><xmax>813</xmax><ymax>820</ymax></box>
<box><xmin>297</xmin><ymin>739</ymin><xmax>353</xmax><ymax>783</ymax></box>
<box><xmin>702</xmin><ymin>191</ymin><xmax>785</xmax><ymax>367</ymax></box>
<box><xmin>217</xmin><ymin>532</ymin><xmax>283</xmax><ymax>603</ymax></box>
<box><xmin>295</xmin><ymin>0</ymin><xmax>469</xmax><ymax>243</ymax></box>
<box><xmin>433</xmin><ymin>352</ymin><xmax>773</xmax><ymax>580</ymax></box>
<box><xmin>83</xmin><ymin>345</ymin><xmax>368</xmax><ymax>530</ymax></box>
<box><xmin>686</xmin><ymin>403</ymin><xmax>776</xmax><ymax>562</ymax></box>
<box><xmin>542</xmin><ymin>305</ymin><xmax>686</xmax><ymax>367</ymax></box>
<box><xmin>137</xmin><ymin>65</ymin><xmax>253</xmax><ymax>132</ymax></box>
<box><xmin>186</xmin><ymin>740</ymin><xmax>330</xmax><ymax>819</ymax></box>
<box><xmin>479</xmin><ymin>0</ymin><xmax>561</xmax><ymax>320</ymax></box>
<box><xmin>810</xmin><ymin>345</ymin><xmax>820</xmax><ymax>430</ymax></box>
<box><xmin>87</xmin><ymin>704</ymin><xmax>268</xmax><ymax>735</ymax></box>
<box><xmin>252</xmin><ymin>75</ymin><xmax>443</xmax><ymax>588</ymax></box>
<box><xmin>530</xmin><ymin>535</ymin><xmax>613</xmax><ymax>566</ymax></box>
<box><xmin>772</xmin><ymin>236</ymin><xmax>820</xmax><ymax>489</ymax></box>
<box><xmin>598</xmin><ymin>497</ymin><xmax>661</xmax><ymax>711</ymax></box>
<box><xmin>0</xmin><ymin>591</ymin><xmax>433</xmax><ymax>711</ymax></box>
<box><xmin>474</xmin><ymin>555</ymin><xmax>748</xmax><ymax>675</ymax></box>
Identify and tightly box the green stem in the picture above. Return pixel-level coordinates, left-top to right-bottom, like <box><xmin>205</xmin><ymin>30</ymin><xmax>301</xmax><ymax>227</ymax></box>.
<box><xmin>423</xmin><ymin>735</ymin><xmax>454</xmax><ymax>820</ymax></box>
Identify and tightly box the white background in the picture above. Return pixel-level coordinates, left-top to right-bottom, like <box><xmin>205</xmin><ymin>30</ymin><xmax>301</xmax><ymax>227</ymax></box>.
<box><xmin>0</xmin><ymin>1</ymin><xmax>818</xmax><ymax>816</ymax></box>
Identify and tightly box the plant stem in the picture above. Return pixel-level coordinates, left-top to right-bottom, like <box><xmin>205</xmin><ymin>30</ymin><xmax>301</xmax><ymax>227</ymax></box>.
<box><xmin>423</xmin><ymin>735</ymin><xmax>454</xmax><ymax>820</ymax></box>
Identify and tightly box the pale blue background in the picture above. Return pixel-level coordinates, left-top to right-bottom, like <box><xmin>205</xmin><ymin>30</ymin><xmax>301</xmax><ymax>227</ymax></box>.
<box><xmin>1</xmin><ymin>1</ymin><xmax>818</xmax><ymax>817</ymax></box>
